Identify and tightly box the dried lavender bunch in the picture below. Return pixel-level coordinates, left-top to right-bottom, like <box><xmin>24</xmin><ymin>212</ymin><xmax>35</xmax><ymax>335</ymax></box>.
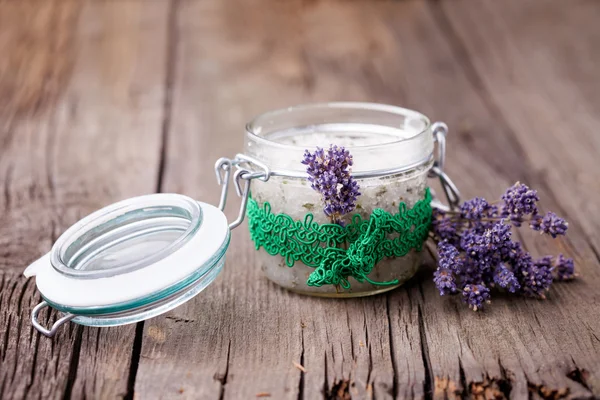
<box><xmin>302</xmin><ymin>145</ymin><xmax>360</xmax><ymax>224</ymax></box>
<box><xmin>431</xmin><ymin>182</ymin><xmax>575</xmax><ymax>311</ymax></box>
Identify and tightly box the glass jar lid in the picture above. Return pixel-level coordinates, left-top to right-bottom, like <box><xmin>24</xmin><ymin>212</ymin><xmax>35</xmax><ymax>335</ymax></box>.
<box><xmin>24</xmin><ymin>193</ymin><xmax>229</xmax><ymax>320</ymax></box>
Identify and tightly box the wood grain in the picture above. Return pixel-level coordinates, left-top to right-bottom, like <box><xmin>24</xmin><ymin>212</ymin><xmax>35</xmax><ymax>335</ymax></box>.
<box><xmin>132</xmin><ymin>0</ymin><xmax>600</xmax><ymax>399</ymax></box>
<box><xmin>0</xmin><ymin>1</ymin><xmax>169</xmax><ymax>398</ymax></box>
<box><xmin>1</xmin><ymin>0</ymin><xmax>599</xmax><ymax>399</ymax></box>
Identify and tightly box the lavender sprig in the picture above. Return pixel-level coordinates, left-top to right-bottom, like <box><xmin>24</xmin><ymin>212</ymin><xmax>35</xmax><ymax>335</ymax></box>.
<box><xmin>431</xmin><ymin>182</ymin><xmax>575</xmax><ymax>310</ymax></box>
<box><xmin>554</xmin><ymin>254</ymin><xmax>576</xmax><ymax>281</ymax></box>
<box><xmin>463</xmin><ymin>284</ymin><xmax>491</xmax><ymax>311</ymax></box>
<box><xmin>501</xmin><ymin>182</ymin><xmax>540</xmax><ymax>225</ymax></box>
<box><xmin>493</xmin><ymin>264</ymin><xmax>520</xmax><ymax>293</ymax></box>
<box><xmin>530</xmin><ymin>211</ymin><xmax>569</xmax><ymax>238</ymax></box>
<box><xmin>302</xmin><ymin>145</ymin><xmax>360</xmax><ymax>224</ymax></box>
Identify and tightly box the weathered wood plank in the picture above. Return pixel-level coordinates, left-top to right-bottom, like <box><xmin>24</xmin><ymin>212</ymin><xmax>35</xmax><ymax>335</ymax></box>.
<box><xmin>133</xmin><ymin>0</ymin><xmax>600</xmax><ymax>399</ymax></box>
<box><xmin>2</xmin><ymin>0</ymin><xmax>599</xmax><ymax>399</ymax></box>
<box><xmin>0</xmin><ymin>1</ymin><xmax>169</xmax><ymax>398</ymax></box>
<box><xmin>438</xmin><ymin>0</ymin><xmax>600</xmax><ymax>254</ymax></box>
<box><xmin>432</xmin><ymin>0</ymin><xmax>600</xmax><ymax>397</ymax></box>
<box><xmin>134</xmin><ymin>0</ymin><xmax>420</xmax><ymax>398</ymax></box>
<box><xmin>401</xmin><ymin>0</ymin><xmax>600</xmax><ymax>398</ymax></box>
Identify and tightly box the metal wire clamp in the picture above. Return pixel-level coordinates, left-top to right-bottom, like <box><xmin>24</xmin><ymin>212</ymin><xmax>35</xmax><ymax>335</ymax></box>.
<box><xmin>429</xmin><ymin>122</ymin><xmax>461</xmax><ymax>210</ymax></box>
<box><xmin>215</xmin><ymin>154</ymin><xmax>271</xmax><ymax>230</ymax></box>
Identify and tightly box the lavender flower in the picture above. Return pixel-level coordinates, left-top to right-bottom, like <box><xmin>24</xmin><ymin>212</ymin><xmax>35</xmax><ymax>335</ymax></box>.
<box><xmin>432</xmin><ymin>209</ymin><xmax>459</xmax><ymax>245</ymax></box>
<box><xmin>460</xmin><ymin>259</ymin><xmax>485</xmax><ymax>285</ymax></box>
<box><xmin>501</xmin><ymin>182</ymin><xmax>540</xmax><ymax>225</ymax></box>
<box><xmin>499</xmin><ymin>239</ymin><xmax>523</xmax><ymax>264</ymax></box>
<box><xmin>437</xmin><ymin>242</ymin><xmax>463</xmax><ymax>272</ymax></box>
<box><xmin>434</xmin><ymin>268</ymin><xmax>457</xmax><ymax>295</ymax></box>
<box><xmin>554</xmin><ymin>254</ymin><xmax>576</xmax><ymax>280</ymax></box>
<box><xmin>461</xmin><ymin>228</ymin><xmax>500</xmax><ymax>273</ymax></box>
<box><xmin>484</xmin><ymin>221</ymin><xmax>512</xmax><ymax>252</ymax></box>
<box><xmin>462</xmin><ymin>284</ymin><xmax>491</xmax><ymax>311</ymax></box>
<box><xmin>302</xmin><ymin>145</ymin><xmax>360</xmax><ymax>223</ymax></box>
<box><xmin>460</xmin><ymin>228</ymin><xmax>487</xmax><ymax>256</ymax></box>
<box><xmin>530</xmin><ymin>211</ymin><xmax>568</xmax><ymax>238</ymax></box>
<box><xmin>430</xmin><ymin>182</ymin><xmax>574</xmax><ymax>310</ymax></box>
<box><xmin>460</xmin><ymin>197</ymin><xmax>490</xmax><ymax>220</ymax></box>
<box><xmin>493</xmin><ymin>264</ymin><xmax>520</xmax><ymax>293</ymax></box>
<box><xmin>514</xmin><ymin>255</ymin><xmax>554</xmax><ymax>298</ymax></box>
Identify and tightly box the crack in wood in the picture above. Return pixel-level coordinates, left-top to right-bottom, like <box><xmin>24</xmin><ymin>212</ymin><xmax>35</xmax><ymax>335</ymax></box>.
<box><xmin>124</xmin><ymin>322</ymin><xmax>145</xmax><ymax>400</ymax></box>
<box><xmin>45</xmin><ymin>113</ymin><xmax>57</xmax><ymax>199</ymax></box>
<box><xmin>385</xmin><ymin>294</ymin><xmax>398</xmax><ymax>399</ymax></box>
<box><xmin>62</xmin><ymin>325</ymin><xmax>83</xmax><ymax>400</ymax></box>
<box><xmin>582</xmin><ymin>321</ymin><xmax>600</xmax><ymax>345</ymax></box>
<box><xmin>497</xmin><ymin>358</ymin><xmax>513</xmax><ymax>398</ymax></box>
<box><xmin>1</xmin><ymin>315</ymin><xmax>10</xmax><ymax>363</ymax></box>
<box><xmin>324</xmin><ymin>379</ymin><xmax>351</xmax><ymax>400</ymax></box>
<box><xmin>156</xmin><ymin>0</ymin><xmax>180</xmax><ymax>194</ymax></box>
<box><xmin>323</xmin><ymin>352</ymin><xmax>329</xmax><ymax>399</ymax></box>
<box><xmin>3</xmin><ymin>164</ymin><xmax>13</xmax><ymax>210</ymax></box>
<box><xmin>297</xmin><ymin>329</ymin><xmax>305</xmax><ymax>400</ymax></box>
<box><xmin>216</xmin><ymin>340</ymin><xmax>231</xmax><ymax>400</ymax></box>
<box><xmin>345</xmin><ymin>309</ymin><xmax>355</xmax><ymax>362</ymax></box>
<box><xmin>417</xmin><ymin>305</ymin><xmax>433</xmax><ymax>400</ymax></box>
<box><xmin>567</xmin><ymin>357</ymin><xmax>591</xmax><ymax>393</ymax></box>
<box><xmin>458</xmin><ymin>359</ymin><xmax>468</xmax><ymax>397</ymax></box>
<box><xmin>165</xmin><ymin>316</ymin><xmax>196</xmax><ymax>323</ymax></box>
<box><xmin>366</xmin><ymin>344</ymin><xmax>373</xmax><ymax>394</ymax></box>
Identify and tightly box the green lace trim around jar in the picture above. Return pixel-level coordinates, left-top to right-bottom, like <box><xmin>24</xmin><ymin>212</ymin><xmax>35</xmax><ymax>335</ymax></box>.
<box><xmin>246</xmin><ymin>188</ymin><xmax>432</xmax><ymax>290</ymax></box>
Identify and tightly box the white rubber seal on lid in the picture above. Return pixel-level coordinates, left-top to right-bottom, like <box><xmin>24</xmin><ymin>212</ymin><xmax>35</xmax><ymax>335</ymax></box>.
<box><xmin>24</xmin><ymin>194</ymin><xmax>229</xmax><ymax>310</ymax></box>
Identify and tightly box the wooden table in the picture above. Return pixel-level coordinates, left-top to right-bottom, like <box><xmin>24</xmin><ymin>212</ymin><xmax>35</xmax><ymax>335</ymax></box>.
<box><xmin>1</xmin><ymin>0</ymin><xmax>599</xmax><ymax>399</ymax></box>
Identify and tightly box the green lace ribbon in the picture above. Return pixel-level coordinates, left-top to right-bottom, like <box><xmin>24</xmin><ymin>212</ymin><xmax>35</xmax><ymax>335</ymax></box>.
<box><xmin>247</xmin><ymin>188</ymin><xmax>432</xmax><ymax>289</ymax></box>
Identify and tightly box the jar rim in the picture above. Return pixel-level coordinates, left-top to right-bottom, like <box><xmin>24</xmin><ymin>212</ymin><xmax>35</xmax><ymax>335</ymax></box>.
<box><xmin>245</xmin><ymin>102</ymin><xmax>431</xmax><ymax>152</ymax></box>
<box><xmin>50</xmin><ymin>194</ymin><xmax>203</xmax><ymax>279</ymax></box>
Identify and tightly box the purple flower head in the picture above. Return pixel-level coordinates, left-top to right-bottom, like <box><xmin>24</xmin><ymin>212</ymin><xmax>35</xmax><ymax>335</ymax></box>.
<box><xmin>460</xmin><ymin>227</ymin><xmax>500</xmax><ymax>273</ymax></box>
<box><xmin>460</xmin><ymin>197</ymin><xmax>490</xmax><ymax>220</ymax></box>
<box><xmin>529</xmin><ymin>214</ymin><xmax>542</xmax><ymax>231</ymax></box>
<box><xmin>530</xmin><ymin>211</ymin><xmax>568</xmax><ymax>238</ymax></box>
<box><xmin>432</xmin><ymin>209</ymin><xmax>460</xmax><ymax>245</ymax></box>
<box><xmin>433</xmin><ymin>268</ymin><xmax>457</xmax><ymax>296</ymax></box>
<box><xmin>499</xmin><ymin>239</ymin><xmax>523</xmax><ymax>264</ymax></box>
<box><xmin>462</xmin><ymin>284</ymin><xmax>491</xmax><ymax>311</ymax></box>
<box><xmin>484</xmin><ymin>221</ymin><xmax>512</xmax><ymax>252</ymax></box>
<box><xmin>554</xmin><ymin>254</ymin><xmax>576</xmax><ymax>280</ymax></box>
<box><xmin>460</xmin><ymin>259</ymin><xmax>485</xmax><ymax>285</ymax></box>
<box><xmin>514</xmin><ymin>254</ymin><xmax>554</xmax><ymax>298</ymax></box>
<box><xmin>493</xmin><ymin>264</ymin><xmax>520</xmax><ymax>293</ymax></box>
<box><xmin>460</xmin><ymin>228</ymin><xmax>487</xmax><ymax>255</ymax></box>
<box><xmin>302</xmin><ymin>145</ymin><xmax>360</xmax><ymax>223</ymax></box>
<box><xmin>501</xmin><ymin>182</ymin><xmax>540</xmax><ymax>221</ymax></box>
<box><xmin>437</xmin><ymin>241</ymin><xmax>463</xmax><ymax>272</ymax></box>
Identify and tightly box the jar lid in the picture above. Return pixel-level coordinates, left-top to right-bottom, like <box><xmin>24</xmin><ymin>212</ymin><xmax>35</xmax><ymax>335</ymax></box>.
<box><xmin>24</xmin><ymin>193</ymin><xmax>229</xmax><ymax>332</ymax></box>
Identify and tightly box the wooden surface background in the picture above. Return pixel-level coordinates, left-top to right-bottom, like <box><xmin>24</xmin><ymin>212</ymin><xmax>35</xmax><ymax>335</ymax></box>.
<box><xmin>1</xmin><ymin>0</ymin><xmax>599</xmax><ymax>399</ymax></box>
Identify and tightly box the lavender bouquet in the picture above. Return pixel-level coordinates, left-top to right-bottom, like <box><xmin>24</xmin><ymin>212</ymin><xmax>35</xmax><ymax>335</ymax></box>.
<box><xmin>431</xmin><ymin>182</ymin><xmax>576</xmax><ymax>311</ymax></box>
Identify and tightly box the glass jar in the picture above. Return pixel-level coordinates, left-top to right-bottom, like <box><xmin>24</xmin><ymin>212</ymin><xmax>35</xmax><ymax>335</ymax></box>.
<box><xmin>244</xmin><ymin>103</ymin><xmax>439</xmax><ymax>297</ymax></box>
